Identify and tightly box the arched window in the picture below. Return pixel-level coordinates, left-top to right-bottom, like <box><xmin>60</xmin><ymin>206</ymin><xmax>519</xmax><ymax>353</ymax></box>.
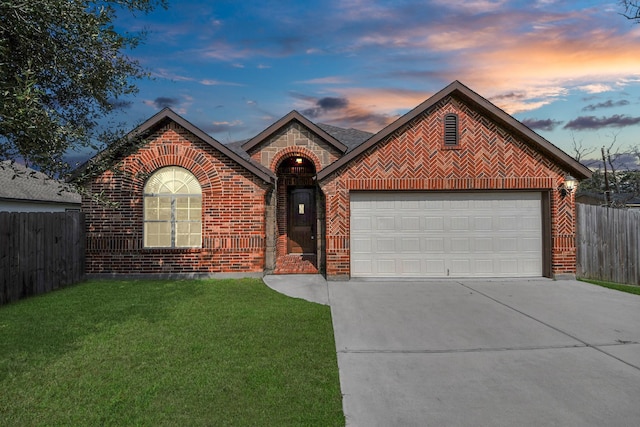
<box><xmin>444</xmin><ymin>113</ymin><xmax>459</xmax><ymax>146</ymax></box>
<box><xmin>143</xmin><ymin>166</ymin><xmax>202</xmax><ymax>248</ymax></box>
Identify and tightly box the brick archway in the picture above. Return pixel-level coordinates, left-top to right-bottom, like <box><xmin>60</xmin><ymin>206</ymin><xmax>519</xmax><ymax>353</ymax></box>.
<box><xmin>270</xmin><ymin>146</ymin><xmax>322</xmax><ymax>174</ymax></box>
<box><xmin>133</xmin><ymin>146</ymin><xmax>220</xmax><ymax>195</ymax></box>
<box><xmin>272</xmin><ymin>153</ymin><xmax>320</xmax><ymax>274</ymax></box>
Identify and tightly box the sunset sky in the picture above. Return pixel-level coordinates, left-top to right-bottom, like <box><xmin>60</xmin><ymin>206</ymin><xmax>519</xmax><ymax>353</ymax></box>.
<box><xmin>110</xmin><ymin>0</ymin><xmax>640</xmax><ymax>165</ymax></box>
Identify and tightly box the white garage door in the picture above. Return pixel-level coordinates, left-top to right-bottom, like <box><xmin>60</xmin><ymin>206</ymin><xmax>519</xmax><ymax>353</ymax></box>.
<box><xmin>350</xmin><ymin>192</ymin><xmax>542</xmax><ymax>278</ymax></box>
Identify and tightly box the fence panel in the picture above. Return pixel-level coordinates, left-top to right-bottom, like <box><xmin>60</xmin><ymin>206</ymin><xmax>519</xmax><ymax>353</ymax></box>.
<box><xmin>577</xmin><ymin>204</ymin><xmax>640</xmax><ymax>286</ymax></box>
<box><xmin>0</xmin><ymin>211</ymin><xmax>85</xmax><ymax>305</ymax></box>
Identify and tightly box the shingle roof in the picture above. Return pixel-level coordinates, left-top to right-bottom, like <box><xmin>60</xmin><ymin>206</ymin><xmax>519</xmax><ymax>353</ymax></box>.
<box><xmin>241</xmin><ymin>111</ymin><xmax>349</xmax><ymax>154</ymax></box>
<box><xmin>316</xmin><ymin>123</ymin><xmax>373</xmax><ymax>152</ymax></box>
<box><xmin>0</xmin><ymin>161</ymin><xmax>81</xmax><ymax>204</ymax></box>
<box><xmin>224</xmin><ymin>122</ymin><xmax>373</xmax><ymax>159</ymax></box>
<box><xmin>72</xmin><ymin>108</ymin><xmax>275</xmax><ymax>184</ymax></box>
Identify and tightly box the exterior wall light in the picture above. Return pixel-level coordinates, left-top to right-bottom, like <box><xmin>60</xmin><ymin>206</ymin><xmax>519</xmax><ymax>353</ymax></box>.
<box><xmin>559</xmin><ymin>174</ymin><xmax>577</xmax><ymax>198</ymax></box>
<box><xmin>295</xmin><ymin>157</ymin><xmax>303</xmax><ymax>164</ymax></box>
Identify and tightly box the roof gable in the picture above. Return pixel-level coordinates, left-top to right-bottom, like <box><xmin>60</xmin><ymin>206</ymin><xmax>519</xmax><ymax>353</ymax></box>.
<box><xmin>241</xmin><ymin>110</ymin><xmax>348</xmax><ymax>154</ymax></box>
<box><xmin>317</xmin><ymin>81</ymin><xmax>592</xmax><ymax>181</ymax></box>
<box><xmin>73</xmin><ymin>108</ymin><xmax>275</xmax><ymax>184</ymax></box>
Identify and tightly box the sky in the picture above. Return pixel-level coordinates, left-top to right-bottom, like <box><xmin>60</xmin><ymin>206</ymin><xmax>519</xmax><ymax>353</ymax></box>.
<box><xmin>106</xmin><ymin>0</ymin><xmax>640</xmax><ymax>168</ymax></box>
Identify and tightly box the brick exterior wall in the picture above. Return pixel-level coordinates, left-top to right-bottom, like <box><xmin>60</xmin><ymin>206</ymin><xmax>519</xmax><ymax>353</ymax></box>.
<box><xmin>248</xmin><ymin>122</ymin><xmax>341</xmax><ymax>273</ymax></box>
<box><xmin>319</xmin><ymin>95</ymin><xmax>577</xmax><ymax>279</ymax></box>
<box><xmin>82</xmin><ymin>122</ymin><xmax>269</xmax><ymax>276</ymax></box>
<box><xmin>81</xmin><ymin>92</ymin><xmax>581</xmax><ymax>279</ymax></box>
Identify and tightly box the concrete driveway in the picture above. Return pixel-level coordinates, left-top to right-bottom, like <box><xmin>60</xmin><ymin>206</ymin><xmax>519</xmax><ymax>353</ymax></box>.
<box><xmin>328</xmin><ymin>278</ymin><xmax>640</xmax><ymax>426</ymax></box>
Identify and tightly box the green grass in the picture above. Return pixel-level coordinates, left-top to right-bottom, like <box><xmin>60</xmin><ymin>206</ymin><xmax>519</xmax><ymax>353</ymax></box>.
<box><xmin>0</xmin><ymin>279</ymin><xmax>344</xmax><ymax>426</ymax></box>
<box><xmin>579</xmin><ymin>278</ymin><xmax>640</xmax><ymax>295</ymax></box>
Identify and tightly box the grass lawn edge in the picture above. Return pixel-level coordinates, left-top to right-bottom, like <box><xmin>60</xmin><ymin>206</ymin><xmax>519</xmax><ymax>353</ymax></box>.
<box><xmin>578</xmin><ymin>278</ymin><xmax>640</xmax><ymax>296</ymax></box>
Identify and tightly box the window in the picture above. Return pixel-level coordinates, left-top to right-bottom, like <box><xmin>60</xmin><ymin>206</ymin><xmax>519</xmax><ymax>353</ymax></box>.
<box><xmin>444</xmin><ymin>113</ymin><xmax>459</xmax><ymax>146</ymax></box>
<box><xmin>143</xmin><ymin>166</ymin><xmax>202</xmax><ymax>248</ymax></box>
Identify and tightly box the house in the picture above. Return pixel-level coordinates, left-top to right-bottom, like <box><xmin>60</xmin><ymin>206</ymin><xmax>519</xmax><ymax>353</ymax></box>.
<box><xmin>75</xmin><ymin>81</ymin><xmax>591</xmax><ymax>280</ymax></box>
<box><xmin>0</xmin><ymin>161</ymin><xmax>81</xmax><ymax>212</ymax></box>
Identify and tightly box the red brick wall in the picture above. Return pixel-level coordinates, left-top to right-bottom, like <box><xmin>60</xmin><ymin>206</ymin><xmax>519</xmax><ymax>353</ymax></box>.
<box><xmin>247</xmin><ymin>122</ymin><xmax>339</xmax><ymax>272</ymax></box>
<box><xmin>82</xmin><ymin>122</ymin><xmax>268</xmax><ymax>276</ymax></box>
<box><xmin>320</xmin><ymin>95</ymin><xmax>577</xmax><ymax>279</ymax></box>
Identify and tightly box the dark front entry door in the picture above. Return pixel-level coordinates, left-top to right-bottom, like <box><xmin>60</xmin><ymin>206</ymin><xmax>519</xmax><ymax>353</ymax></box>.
<box><xmin>288</xmin><ymin>187</ymin><xmax>316</xmax><ymax>253</ymax></box>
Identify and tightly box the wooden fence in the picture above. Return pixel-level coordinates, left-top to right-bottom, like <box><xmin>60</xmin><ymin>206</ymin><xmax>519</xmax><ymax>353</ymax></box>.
<box><xmin>577</xmin><ymin>203</ymin><xmax>640</xmax><ymax>286</ymax></box>
<box><xmin>0</xmin><ymin>211</ymin><xmax>85</xmax><ymax>305</ymax></box>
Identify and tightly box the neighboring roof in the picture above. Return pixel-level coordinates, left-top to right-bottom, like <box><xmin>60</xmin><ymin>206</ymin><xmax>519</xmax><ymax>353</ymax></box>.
<box><xmin>317</xmin><ymin>80</ymin><xmax>593</xmax><ymax>181</ymax></box>
<box><xmin>241</xmin><ymin>110</ymin><xmax>349</xmax><ymax>154</ymax></box>
<box><xmin>72</xmin><ymin>108</ymin><xmax>275</xmax><ymax>184</ymax></box>
<box><xmin>0</xmin><ymin>161</ymin><xmax>81</xmax><ymax>205</ymax></box>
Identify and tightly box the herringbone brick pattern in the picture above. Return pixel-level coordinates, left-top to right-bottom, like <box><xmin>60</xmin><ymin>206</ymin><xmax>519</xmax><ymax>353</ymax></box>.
<box><xmin>320</xmin><ymin>95</ymin><xmax>577</xmax><ymax>278</ymax></box>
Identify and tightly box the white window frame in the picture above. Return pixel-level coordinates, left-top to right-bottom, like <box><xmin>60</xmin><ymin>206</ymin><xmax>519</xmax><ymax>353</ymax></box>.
<box><xmin>143</xmin><ymin>166</ymin><xmax>202</xmax><ymax>248</ymax></box>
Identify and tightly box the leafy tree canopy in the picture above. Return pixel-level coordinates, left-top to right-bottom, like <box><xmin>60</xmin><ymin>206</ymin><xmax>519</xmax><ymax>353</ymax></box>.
<box><xmin>0</xmin><ymin>0</ymin><xmax>166</xmax><ymax>176</ymax></box>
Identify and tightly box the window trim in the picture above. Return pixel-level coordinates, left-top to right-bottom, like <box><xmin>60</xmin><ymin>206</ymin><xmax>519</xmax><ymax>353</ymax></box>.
<box><xmin>143</xmin><ymin>167</ymin><xmax>202</xmax><ymax>249</ymax></box>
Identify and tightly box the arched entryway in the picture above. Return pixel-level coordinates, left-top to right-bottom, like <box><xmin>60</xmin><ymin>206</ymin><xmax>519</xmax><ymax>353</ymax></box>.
<box><xmin>273</xmin><ymin>155</ymin><xmax>320</xmax><ymax>274</ymax></box>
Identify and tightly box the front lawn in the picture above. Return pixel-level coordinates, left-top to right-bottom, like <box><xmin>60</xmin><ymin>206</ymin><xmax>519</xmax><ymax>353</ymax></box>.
<box><xmin>579</xmin><ymin>278</ymin><xmax>640</xmax><ymax>295</ymax></box>
<box><xmin>0</xmin><ymin>279</ymin><xmax>344</xmax><ymax>426</ymax></box>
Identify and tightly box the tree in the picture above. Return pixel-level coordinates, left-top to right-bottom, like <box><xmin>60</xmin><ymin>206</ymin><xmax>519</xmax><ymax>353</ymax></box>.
<box><xmin>570</xmin><ymin>133</ymin><xmax>596</xmax><ymax>163</ymax></box>
<box><xmin>0</xmin><ymin>0</ymin><xmax>166</xmax><ymax>176</ymax></box>
<box><xmin>621</xmin><ymin>1</ymin><xmax>640</xmax><ymax>22</ymax></box>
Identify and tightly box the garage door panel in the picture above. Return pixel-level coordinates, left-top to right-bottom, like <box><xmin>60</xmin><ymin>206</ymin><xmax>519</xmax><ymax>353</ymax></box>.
<box><xmin>451</xmin><ymin>199</ymin><xmax>469</xmax><ymax>209</ymax></box>
<box><xmin>498</xmin><ymin>216</ymin><xmax>518</xmax><ymax>230</ymax></box>
<box><xmin>350</xmin><ymin>192</ymin><xmax>542</xmax><ymax>278</ymax></box>
<box><xmin>451</xmin><ymin>237</ymin><xmax>470</xmax><ymax>253</ymax></box>
<box><xmin>401</xmin><ymin>237</ymin><xmax>421</xmax><ymax>252</ymax></box>
<box><xmin>520</xmin><ymin>259</ymin><xmax>542</xmax><ymax>274</ymax></box>
<box><xmin>451</xmin><ymin>259</ymin><xmax>471</xmax><ymax>275</ymax></box>
<box><xmin>474</xmin><ymin>237</ymin><xmax>494</xmax><ymax>252</ymax></box>
<box><xmin>424</xmin><ymin>237</ymin><xmax>445</xmax><ymax>252</ymax></box>
<box><xmin>402</xmin><ymin>259</ymin><xmax>422</xmax><ymax>274</ymax></box>
<box><xmin>475</xmin><ymin>259</ymin><xmax>494</xmax><ymax>274</ymax></box>
<box><xmin>521</xmin><ymin>238</ymin><xmax>542</xmax><ymax>252</ymax></box>
<box><xmin>376</xmin><ymin>216</ymin><xmax>395</xmax><ymax>230</ymax></box>
<box><xmin>378</xmin><ymin>259</ymin><xmax>396</xmax><ymax>274</ymax></box>
<box><xmin>424</xmin><ymin>199</ymin><xmax>444</xmax><ymax>210</ymax></box>
<box><xmin>401</xmin><ymin>216</ymin><xmax>420</xmax><ymax>230</ymax></box>
<box><xmin>352</xmin><ymin>237</ymin><xmax>372</xmax><ymax>253</ymax></box>
<box><xmin>521</xmin><ymin>216</ymin><xmax>542</xmax><ymax>230</ymax></box>
<box><xmin>375</xmin><ymin>237</ymin><xmax>395</xmax><ymax>252</ymax></box>
<box><xmin>351</xmin><ymin>216</ymin><xmax>372</xmax><ymax>231</ymax></box>
<box><xmin>352</xmin><ymin>259</ymin><xmax>372</xmax><ymax>275</ymax></box>
<box><xmin>451</xmin><ymin>217</ymin><xmax>470</xmax><ymax>231</ymax></box>
<box><xmin>500</xmin><ymin>259</ymin><xmax>520</xmax><ymax>274</ymax></box>
<box><xmin>498</xmin><ymin>237</ymin><xmax>518</xmax><ymax>252</ymax></box>
<box><xmin>475</xmin><ymin>216</ymin><xmax>493</xmax><ymax>230</ymax></box>
<box><xmin>425</xmin><ymin>259</ymin><xmax>446</xmax><ymax>274</ymax></box>
<box><xmin>425</xmin><ymin>217</ymin><xmax>444</xmax><ymax>230</ymax></box>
